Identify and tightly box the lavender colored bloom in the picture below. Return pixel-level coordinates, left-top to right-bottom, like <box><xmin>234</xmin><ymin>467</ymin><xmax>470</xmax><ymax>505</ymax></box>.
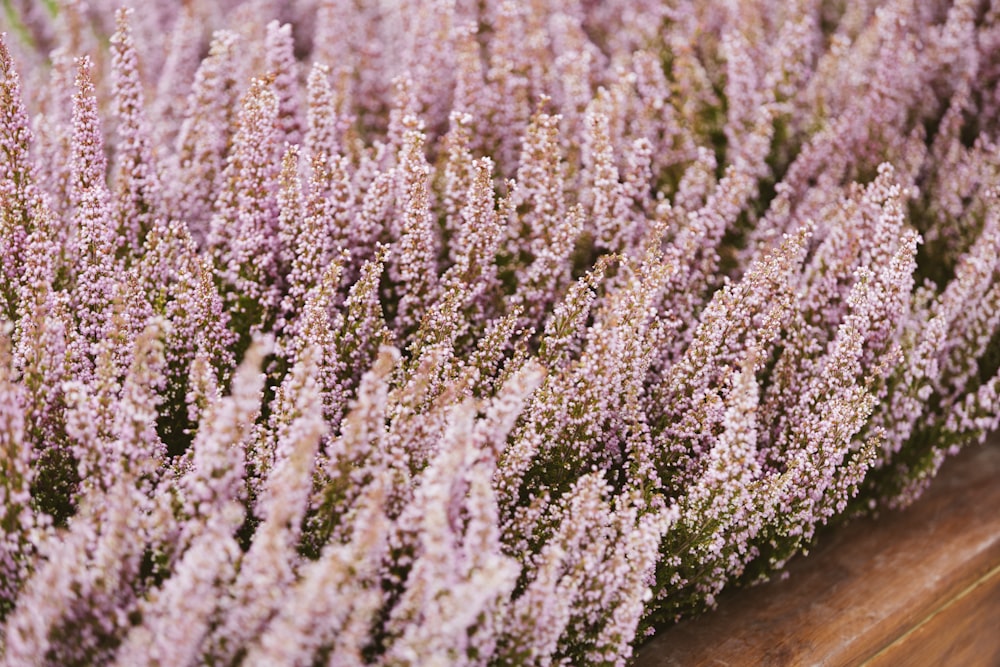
<box><xmin>1</xmin><ymin>2</ymin><xmax>1000</xmax><ymax>664</ymax></box>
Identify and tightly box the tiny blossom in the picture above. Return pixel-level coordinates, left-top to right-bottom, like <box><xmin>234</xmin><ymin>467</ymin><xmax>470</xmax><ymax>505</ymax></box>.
<box><xmin>451</xmin><ymin>24</ymin><xmax>489</xmax><ymax>147</ymax></box>
<box><xmin>0</xmin><ymin>329</ymin><xmax>33</xmax><ymax>616</ymax></box>
<box><xmin>243</xmin><ymin>476</ymin><xmax>392</xmax><ymax>667</ymax></box>
<box><xmin>509</xmin><ymin>202</ymin><xmax>583</xmax><ymax>333</ymax></box>
<box><xmin>441</xmin><ymin>156</ymin><xmax>504</xmax><ymax>318</ymax></box>
<box><xmin>111</xmin><ymin>517</ymin><xmax>243</xmax><ymax>667</ymax></box>
<box><xmin>149</xmin><ymin>5</ymin><xmax>202</xmax><ymax>148</ymax></box>
<box><xmin>110</xmin><ymin>7</ymin><xmax>163</xmax><ymax>258</ymax></box>
<box><xmin>310</xmin><ymin>345</ymin><xmax>397</xmax><ymax>549</ymax></box>
<box><xmin>484</xmin><ymin>1</ymin><xmax>533</xmax><ymax>173</ymax></box>
<box><xmin>264</xmin><ymin>20</ymin><xmax>302</xmax><ymax>148</ymax></box>
<box><xmin>303</xmin><ymin>61</ymin><xmax>347</xmax><ymax>166</ymax></box>
<box><xmin>208</xmin><ymin>76</ymin><xmax>283</xmax><ymax>341</ymax></box>
<box><xmin>439</xmin><ymin>110</ymin><xmax>476</xmax><ymax>264</ymax></box>
<box><xmin>720</xmin><ymin>29</ymin><xmax>768</xmax><ymax>161</ymax></box>
<box><xmin>581</xmin><ymin>93</ymin><xmax>630</xmax><ymax>252</ymax></box>
<box><xmin>382</xmin><ymin>401</ymin><xmax>520</xmax><ymax>666</ymax></box>
<box><xmin>3</xmin><ymin>322</ymin><xmax>167</xmax><ymax>663</ymax></box>
<box><xmin>334</xmin><ymin>249</ymin><xmax>394</xmax><ymax>392</ymax></box>
<box><xmin>506</xmin><ymin>106</ymin><xmax>566</xmax><ymax>261</ymax></box>
<box><xmin>207</xmin><ymin>344</ymin><xmax>327</xmax><ymax>665</ymax></box>
<box><xmin>172</xmin><ymin>29</ymin><xmax>243</xmax><ymax>241</ymax></box>
<box><xmin>170</xmin><ymin>337</ymin><xmax>268</xmax><ymax>559</ymax></box>
<box><xmin>398</xmin><ymin>0</ymin><xmax>459</xmax><ymax>129</ymax></box>
<box><xmin>0</xmin><ymin>33</ymin><xmax>40</xmax><ymax>320</ymax></box>
<box><xmin>390</xmin><ymin>118</ymin><xmax>441</xmax><ymax>335</ymax></box>
<box><xmin>68</xmin><ymin>56</ymin><xmax>122</xmax><ymax>378</ymax></box>
<box><xmin>275</xmin><ymin>144</ymin><xmax>306</xmax><ymax>290</ymax></box>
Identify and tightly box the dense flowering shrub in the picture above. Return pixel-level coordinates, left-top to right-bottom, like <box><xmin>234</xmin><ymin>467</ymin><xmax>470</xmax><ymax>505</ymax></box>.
<box><xmin>2</xmin><ymin>0</ymin><xmax>1000</xmax><ymax>664</ymax></box>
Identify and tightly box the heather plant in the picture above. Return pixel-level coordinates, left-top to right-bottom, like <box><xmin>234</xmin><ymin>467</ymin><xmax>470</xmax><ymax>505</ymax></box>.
<box><xmin>2</xmin><ymin>1</ymin><xmax>1000</xmax><ymax>665</ymax></box>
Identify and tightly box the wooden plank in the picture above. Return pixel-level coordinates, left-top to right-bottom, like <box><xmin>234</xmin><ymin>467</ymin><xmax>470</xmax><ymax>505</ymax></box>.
<box><xmin>635</xmin><ymin>442</ymin><xmax>1000</xmax><ymax>667</ymax></box>
<box><xmin>865</xmin><ymin>563</ymin><xmax>1000</xmax><ymax>667</ymax></box>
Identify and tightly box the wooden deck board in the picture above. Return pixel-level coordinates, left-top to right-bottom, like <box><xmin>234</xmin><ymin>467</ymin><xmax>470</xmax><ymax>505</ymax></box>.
<box><xmin>866</xmin><ymin>563</ymin><xmax>1000</xmax><ymax>667</ymax></box>
<box><xmin>635</xmin><ymin>442</ymin><xmax>1000</xmax><ymax>667</ymax></box>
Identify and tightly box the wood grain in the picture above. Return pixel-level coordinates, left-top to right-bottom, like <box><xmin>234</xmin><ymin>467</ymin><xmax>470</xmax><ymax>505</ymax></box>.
<box><xmin>866</xmin><ymin>563</ymin><xmax>1000</xmax><ymax>667</ymax></box>
<box><xmin>634</xmin><ymin>442</ymin><xmax>1000</xmax><ymax>667</ymax></box>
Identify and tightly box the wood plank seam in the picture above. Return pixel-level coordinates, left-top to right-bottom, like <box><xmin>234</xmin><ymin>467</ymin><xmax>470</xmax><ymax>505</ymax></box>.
<box><xmin>861</xmin><ymin>561</ymin><xmax>1000</xmax><ymax>665</ymax></box>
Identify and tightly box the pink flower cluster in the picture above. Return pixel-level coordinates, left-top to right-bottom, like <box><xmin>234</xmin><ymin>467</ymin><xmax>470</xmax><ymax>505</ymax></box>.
<box><xmin>2</xmin><ymin>0</ymin><xmax>1000</xmax><ymax>664</ymax></box>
